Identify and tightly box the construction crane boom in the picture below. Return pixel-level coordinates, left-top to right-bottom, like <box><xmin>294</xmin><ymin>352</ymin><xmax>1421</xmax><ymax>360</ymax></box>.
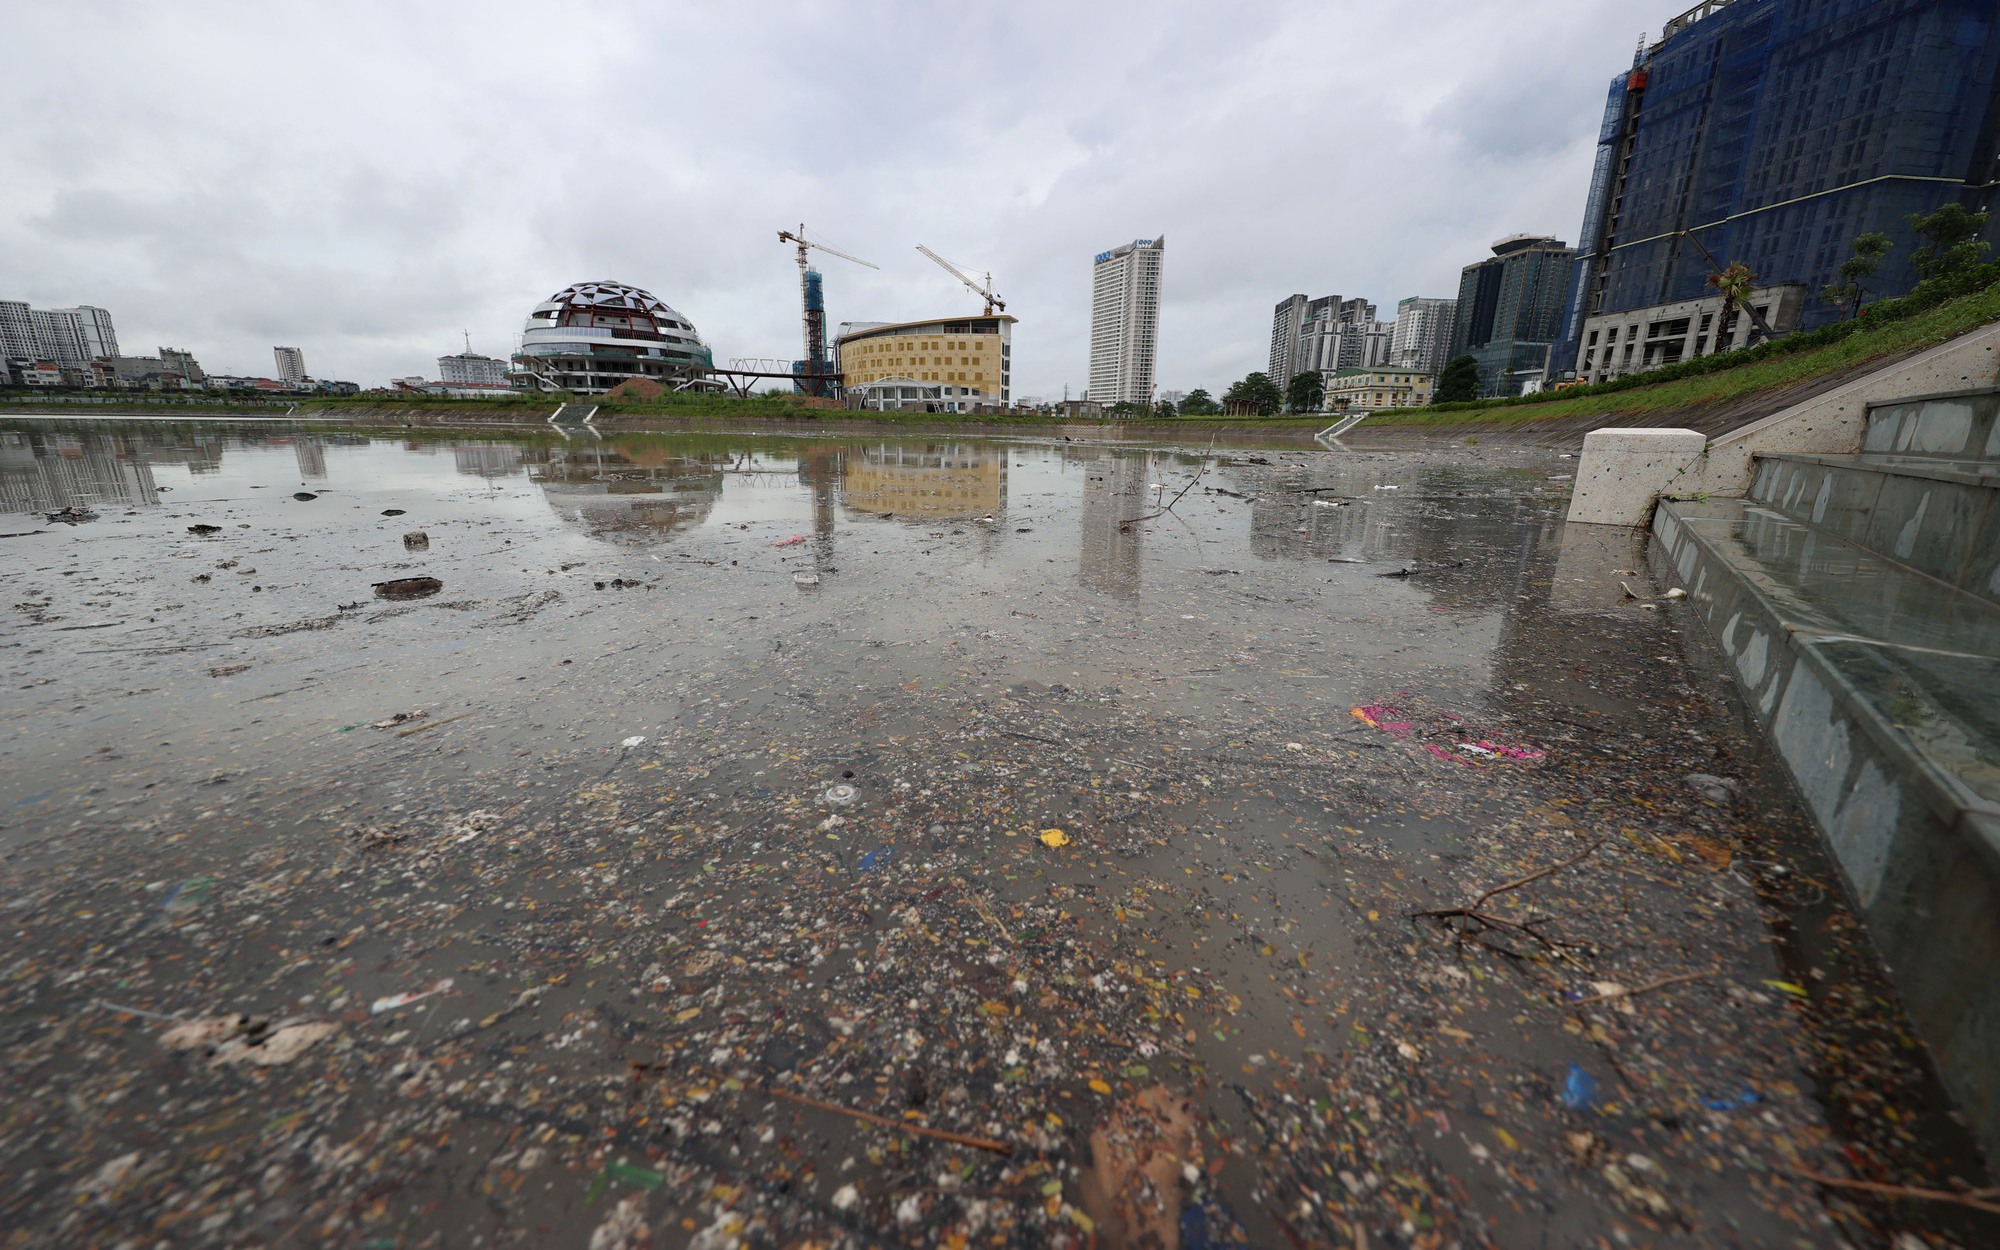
<box><xmin>775</xmin><ymin>224</ymin><xmax>877</xmax><ymax>396</ymax></box>
<box><xmin>916</xmin><ymin>245</ymin><xmax>1005</xmax><ymax>315</ymax></box>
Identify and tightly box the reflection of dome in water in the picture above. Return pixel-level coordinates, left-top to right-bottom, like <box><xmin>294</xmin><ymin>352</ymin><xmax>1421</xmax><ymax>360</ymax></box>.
<box><xmin>511</xmin><ymin>280</ymin><xmax>714</xmax><ymax>395</ymax></box>
<box><xmin>530</xmin><ymin>444</ymin><xmax>726</xmax><ymax>543</ymax></box>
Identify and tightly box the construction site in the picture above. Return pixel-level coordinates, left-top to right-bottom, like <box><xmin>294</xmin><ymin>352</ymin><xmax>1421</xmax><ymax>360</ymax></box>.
<box><xmin>506</xmin><ymin>226</ymin><xmax>1015</xmax><ymax>413</ymax></box>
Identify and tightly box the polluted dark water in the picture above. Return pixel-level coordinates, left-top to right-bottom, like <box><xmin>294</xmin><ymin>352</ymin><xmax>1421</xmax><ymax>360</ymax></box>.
<box><xmin>1</xmin><ymin>420</ymin><xmax>1992</xmax><ymax>1249</ymax></box>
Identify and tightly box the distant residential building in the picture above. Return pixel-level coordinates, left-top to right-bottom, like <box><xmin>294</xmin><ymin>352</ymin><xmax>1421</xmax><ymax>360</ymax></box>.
<box><xmin>54</xmin><ymin>306</ymin><xmax>117</xmax><ymax>359</ymax></box>
<box><xmin>438</xmin><ymin>350</ymin><xmax>508</xmax><ymax>387</ymax></box>
<box><xmin>0</xmin><ymin>301</ymin><xmax>35</xmax><ymax>361</ymax></box>
<box><xmin>1555</xmin><ymin>0</ymin><xmax>2000</xmax><ymax>371</ymax></box>
<box><xmin>1388</xmin><ymin>297</ymin><xmax>1456</xmax><ymax>375</ymax></box>
<box><xmin>159</xmin><ymin>347</ymin><xmax>205</xmax><ymax>384</ymax></box>
<box><xmin>1268</xmin><ymin>295</ymin><xmax>1308</xmax><ymax>385</ymax></box>
<box><xmin>1449</xmin><ymin>235</ymin><xmax>1574</xmax><ymax>398</ymax></box>
<box><xmin>1577</xmin><ymin>283</ymin><xmax>1807</xmax><ymax>384</ymax></box>
<box><xmin>108</xmin><ymin>356</ymin><xmax>193</xmax><ymax>388</ymax></box>
<box><xmin>274</xmin><ymin>346</ymin><xmax>306</xmax><ymax>385</ymax></box>
<box><xmin>1</xmin><ymin>301</ymin><xmax>118</xmax><ymax>375</ymax></box>
<box><xmin>29</xmin><ymin>309</ymin><xmax>88</xmax><ymax>367</ymax></box>
<box><xmin>1088</xmin><ymin>237</ymin><xmax>1165</xmax><ymax>406</ymax></box>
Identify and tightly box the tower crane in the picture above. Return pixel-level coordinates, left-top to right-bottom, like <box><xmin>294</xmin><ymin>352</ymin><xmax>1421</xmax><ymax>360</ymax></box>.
<box><xmin>916</xmin><ymin>245</ymin><xmax>1006</xmax><ymax>316</ymax></box>
<box><xmin>777</xmin><ymin>224</ymin><xmax>877</xmax><ymax>395</ymax></box>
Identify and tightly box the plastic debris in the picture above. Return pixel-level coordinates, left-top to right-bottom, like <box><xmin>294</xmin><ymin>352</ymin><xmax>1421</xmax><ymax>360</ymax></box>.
<box><xmin>293</xmin><ymin>492</ymin><xmax>319</xmax><ymax>501</ymax></box>
<box><xmin>793</xmin><ymin>570</ymin><xmax>820</xmax><ymax>588</ymax></box>
<box><xmin>1039</xmin><ymin>828</ymin><xmax>1071</xmax><ymax>848</ymax></box>
<box><xmin>1561</xmin><ymin>1062</ymin><xmax>1598</xmax><ymax>1110</ymax></box>
<box><xmin>371</xmin><ymin>978</ymin><xmax>454</xmax><ymax>1014</ymax></box>
<box><xmin>620</xmin><ymin>735</ymin><xmax>647</xmax><ymax>748</ymax></box>
<box><xmin>772</xmin><ymin>535</ymin><xmax>807</xmax><ymax>547</ymax></box>
<box><xmin>187</xmin><ymin>523</ymin><xmax>222</xmax><ymax>535</ymax></box>
<box><xmin>403</xmin><ymin>531</ymin><xmax>429</xmax><ymax>550</ymax></box>
<box><xmin>823</xmin><ymin>783</ymin><xmax>857</xmax><ymax>806</ymax></box>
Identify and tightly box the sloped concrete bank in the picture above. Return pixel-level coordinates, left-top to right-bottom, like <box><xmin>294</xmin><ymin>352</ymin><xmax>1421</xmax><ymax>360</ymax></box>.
<box><xmin>1347</xmin><ymin>341</ymin><xmax>1944</xmax><ymax>451</ymax></box>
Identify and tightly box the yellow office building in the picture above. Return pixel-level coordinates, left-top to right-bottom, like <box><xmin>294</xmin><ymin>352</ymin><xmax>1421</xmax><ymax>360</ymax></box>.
<box><xmin>836</xmin><ymin>314</ymin><xmax>1014</xmax><ymax>412</ymax></box>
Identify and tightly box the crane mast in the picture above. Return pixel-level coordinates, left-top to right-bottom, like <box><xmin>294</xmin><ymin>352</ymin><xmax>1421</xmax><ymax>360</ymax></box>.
<box><xmin>777</xmin><ymin>225</ymin><xmax>877</xmax><ymax>395</ymax></box>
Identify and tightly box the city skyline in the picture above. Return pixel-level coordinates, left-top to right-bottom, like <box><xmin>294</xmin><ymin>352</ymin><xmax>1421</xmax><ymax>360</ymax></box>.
<box><xmin>0</xmin><ymin>1</ymin><xmax>1653</xmax><ymax>395</ymax></box>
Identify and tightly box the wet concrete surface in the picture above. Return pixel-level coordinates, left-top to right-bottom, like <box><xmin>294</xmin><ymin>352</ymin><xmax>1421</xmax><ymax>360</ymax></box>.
<box><xmin>2</xmin><ymin>420</ymin><xmax>1994</xmax><ymax>1248</ymax></box>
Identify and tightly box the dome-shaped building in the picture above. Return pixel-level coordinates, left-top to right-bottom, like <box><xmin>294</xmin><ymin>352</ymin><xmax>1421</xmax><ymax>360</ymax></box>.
<box><xmin>509</xmin><ymin>280</ymin><xmax>714</xmax><ymax>394</ymax></box>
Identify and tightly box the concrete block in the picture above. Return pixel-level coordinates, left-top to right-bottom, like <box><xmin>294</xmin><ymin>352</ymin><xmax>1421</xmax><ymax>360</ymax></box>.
<box><xmin>1566</xmin><ymin>427</ymin><xmax>1706</xmax><ymax>526</ymax></box>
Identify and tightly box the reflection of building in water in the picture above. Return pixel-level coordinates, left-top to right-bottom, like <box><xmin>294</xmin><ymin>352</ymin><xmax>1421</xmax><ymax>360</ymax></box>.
<box><xmin>453</xmin><ymin>441</ymin><xmax>525</xmax><ymax>479</ymax></box>
<box><xmin>1076</xmin><ymin>449</ymin><xmax>1148</xmax><ymax>596</ymax></box>
<box><xmin>138</xmin><ymin>429</ymin><xmax>226</xmax><ymax>474</ymax></box>
<box><xmin>1243</xmin><ymin>461</ymin><xmax>1407</xmax><ymax>563</ymax></box>
<box><xmin>292</xmin><ymin>437</ymin><xmax>328</xmax><ymax>480</ymax></box>
<box><xmin>0</xmin><ymin>429</ymin><xmax>162</xmax><ymax>512</ymax></box>
<box><xmin>529</xmin><ymin>440</ymin><xmax>724</xmax><ymax>543</ymax></box>
<box><xmin>841</xmin><ymin>443</ymin><xmax>1005</xmax><ymax>520</ymax></box>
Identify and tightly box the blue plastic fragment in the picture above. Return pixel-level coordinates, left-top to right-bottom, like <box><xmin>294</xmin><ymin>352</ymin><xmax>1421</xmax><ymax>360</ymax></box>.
<box><xmin>1703</xmin><ymin>1086</ymin><xmax>1763</xmax><ymax>1111</ymax></box>
<box><xmin>856</xmin><ymin>847</ymin><xmax>891</xmax><ymax>875</ymax></box>
<box><xmin>1561</xmin><ymin>1062</ymin><xmax>1597</xmax><ymax>1110</ymax></box>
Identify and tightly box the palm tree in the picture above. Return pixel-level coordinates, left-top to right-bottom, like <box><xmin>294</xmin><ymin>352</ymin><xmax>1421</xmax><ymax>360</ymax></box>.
<box><xmin>1683</xmin><ymin>232</ymin><xmax>1777</xmax><ymax>344</ymax></box>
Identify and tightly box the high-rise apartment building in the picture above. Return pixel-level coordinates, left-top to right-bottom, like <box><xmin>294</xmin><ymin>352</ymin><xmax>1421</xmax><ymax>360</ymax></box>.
<box><xmin>1088</xmin><ymin>237</ymin><xmax>1165</xmax><ymax>406</ymax></box>
<box><xmin>1269</xmin><ymin>295</ymin><xmax>1308</xmax><ymax>385</ymax></box>
<box><xmin>1449</xmin><ymin>235</ymin><xmax>1574</xmax><ymax>397</ymax></box>
<box><xmin>54</xmin><ymin>306</ymin><xmax>118</xmax><ymax>359</ymax></box>
<box><xmin>2</xmin><ymin>300</ymin><xmax>118</xmax><ymax>367</ymax></box>
<box><xmin>1555</xmin><ymin>0</ymin><xmax>2000</xmax><ymax>373</ymax></box>
<box><xmin>29</xmin><ymin>309</ymin><xmax>88</xmax><ymax>367</ymax></box>
<box><xmin>1388</xmin><ymin>296</ymin><xmax>1457</xmax><ymax>376</ymax></box>
<box><xmin>1272</xmin><ymin>295</ymin><xmax>1390</xmax><ymax>382</ymax></box>
<box><xmin>0</xmin><ymin>301</ymin><xmax>34</xmax><ymax>361</ymax></box>
<box><xmin>274</xmin><ymin>346</ymin><xmax>306</xmax><ymax>385</ymax></box>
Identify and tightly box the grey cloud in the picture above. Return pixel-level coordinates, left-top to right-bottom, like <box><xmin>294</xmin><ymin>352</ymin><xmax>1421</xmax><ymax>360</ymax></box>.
<box><xmin>3</xmin><ymin>0</ymin><xmax>1655</xmax><ymax>394</ymax></box>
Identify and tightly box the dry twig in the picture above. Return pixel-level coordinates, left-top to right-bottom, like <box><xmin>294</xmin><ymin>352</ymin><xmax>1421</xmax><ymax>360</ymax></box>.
<box><xmin>1412</xmin><ymin>837</ymin><xmax>1608</xmax><ymax>958</ymax></box>
<box><xmin>766</xmin><ymin>1086</ymin><xmax>1013</xmax><ymax>1155</ymax></box>
<box><xmin>1568</xmin><ymin>968</ymin><xmax>1717</xmax><ymax>1007</ymax></box>
<box><xmin>1783</xmin><ymin>1168</ymin><xmax>2000</xmax><ymax>1217</ymax></box>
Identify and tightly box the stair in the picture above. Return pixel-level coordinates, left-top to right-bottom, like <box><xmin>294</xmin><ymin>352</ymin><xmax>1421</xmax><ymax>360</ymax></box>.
<box><xmin>1650</xmin><ymin>387</ymin><xmax>2000</xmax><ymax>1163</ymax></box>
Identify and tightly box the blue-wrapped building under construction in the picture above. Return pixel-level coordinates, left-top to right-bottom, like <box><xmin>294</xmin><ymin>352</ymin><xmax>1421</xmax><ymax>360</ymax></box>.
<box><xmin>1554</xmin><ymin>0</ymin><xmax>2000</xmax><ymax>375</ymax></box>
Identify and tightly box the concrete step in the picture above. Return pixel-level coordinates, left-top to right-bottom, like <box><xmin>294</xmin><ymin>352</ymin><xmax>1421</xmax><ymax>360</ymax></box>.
<box><xmin>1863</xmin><ymin>388</ymin><xmax>2000</xmax><ymax>461</ymax></box>
<box><xmin>1652</xmin><ymin>495</ymin><xmax>2000</xmax><ymax>1159</ymax></box>
<box><xmin>1750</xmin><ymin>452</ymin><xmax>2000</xmax><ymax>605</ymax></box>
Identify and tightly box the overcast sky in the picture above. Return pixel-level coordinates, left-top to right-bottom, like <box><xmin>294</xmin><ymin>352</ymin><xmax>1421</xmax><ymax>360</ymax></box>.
<box><xmin>3</xmin><ymin>1</ymin><xmax>1658</xmax><ymax>396</ymax></box>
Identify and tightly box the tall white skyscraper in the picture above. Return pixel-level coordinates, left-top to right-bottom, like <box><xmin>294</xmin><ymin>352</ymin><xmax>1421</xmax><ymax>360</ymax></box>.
<box><xmin>3</xmin><ymin>301</ymin><xmax>118</xmax><ymax>363</ymax></box>
<box><xmin>274</xmin><ymin>346</ymin><xmax>306</xmax><ymax>384</ymax></box>
<box><xmin>1088</xmin><ymin>237</ymin><xmax>1164</xmax><ymax>406</ymax></box>
<box><xmin>53</xmin><ymin>306</ymin><xmax>118</xmax><ymax>359</ymax></box>
<box><xmin>1389</xmin><ymin>296</ymin><xmax>1457</xmax><ymax>376</ymax></box>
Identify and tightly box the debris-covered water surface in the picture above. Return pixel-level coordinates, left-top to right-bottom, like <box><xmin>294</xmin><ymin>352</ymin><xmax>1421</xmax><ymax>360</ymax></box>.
<box><xmin>2</xmin><ymin>421</ymin><xmax>1993</xmax><ymax>1249</ymax></box>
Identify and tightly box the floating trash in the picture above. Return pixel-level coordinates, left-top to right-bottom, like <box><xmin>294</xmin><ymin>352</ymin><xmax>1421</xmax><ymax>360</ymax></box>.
<box><xmin>793</xmin><ymin>571</ymin><xmax>821</xmax><ymax>588</ymax></box>
<box><xmin>824</xmin><ymin>784</ymin><xmax>857</xmax><ymax>806</ymax></box>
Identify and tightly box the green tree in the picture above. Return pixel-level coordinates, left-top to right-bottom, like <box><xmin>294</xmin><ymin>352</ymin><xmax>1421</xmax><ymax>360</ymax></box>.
<box><xmin>1819</xmin><ymin>231</ymin><xmax>1892</xmax><ymax>319</ymax></box>
<box><xmin>1107</xmin><ymin>400</ymin><xmax>1149</xmax><ymax>418</ymax></box>
<box><xmin>1907</xmin><ymin>202</ymin><xmax>1991</xmax><ymax>280</ymax></box>
<box><xmin>1284</xmin><ymin>370</ymin><xmax>1325</xmax><ymax>413</ymax></box>
<box><xmin>1155</xmin><ymin>398</ymin><xmax>1178</xmax><ymax>418</ymax></box>
<box><xmin>1179</xmin><ymin>387</ymin><xmax>1217</xmax><ymax>415</ymax></box>
<box><xmin>1222</xmin><ymin>372</ymin><xmax>1282</xmax><ymax>416</ymax></box>
<box><xmin>1435</xmin><ymin>355</ymin><xmax>1480</xmax><ymax>404</ymax></box>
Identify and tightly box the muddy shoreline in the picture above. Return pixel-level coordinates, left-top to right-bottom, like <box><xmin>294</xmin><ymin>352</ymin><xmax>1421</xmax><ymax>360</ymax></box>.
<box><xmin>2</xmin><ymin>422</ymin><xmax>1991</xmax><ymax>1248</ymax></box>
